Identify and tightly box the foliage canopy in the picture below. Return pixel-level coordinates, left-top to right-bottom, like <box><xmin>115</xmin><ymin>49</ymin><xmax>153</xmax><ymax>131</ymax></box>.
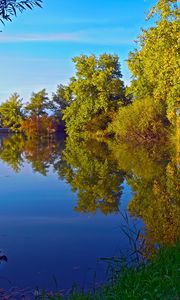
<box><xmin>0</xmin><ymin>0</ymin><xmax>42</xmax><ymax>24</ymax></box>
<box><xmin>0</xmin><ymin>93</ymin><xmax>23</xmax><ymax>132</ymax></box>
<box><xmin>62</xmin><ymin>54</ymin><xmax>126</xmax><ymax>136</ymax></box>
<box><xmin>25</xmin><ymin>89</ymin><xmax>49</xmax><ymax>117</ymax></box>
<box><xmin>127</xmin><ymin>0</ymin><xmax>180</xmax><ymax>125</ymax></box>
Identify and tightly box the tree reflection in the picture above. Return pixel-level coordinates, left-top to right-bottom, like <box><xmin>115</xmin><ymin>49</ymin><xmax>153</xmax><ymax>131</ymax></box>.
<box><xmin>109</xmin><ymin>140</ymin><xmax>180</xmax><ymax>254</ymax></box>
<box><xmin>24</xmin><ymin>138</ymin><xmax>64</xmax><ymax>176</ymax></box>
<box><xmin>0</xmin><ymin>134</ymin><xmax>24</xmax><ymax>172</ymax></box>
<box><xmin>54</xmin><ymin>137</ymin><xmax>125</xmax><ymax>214</ymax></box>
<box><xmin>0</xmin><ymin>134</ymin><xmax>179</xmax><ymax>249</ymax></box>
<box><xmin>0</xmin><ymin>134</ymin><xmax>64</xmax><ymax>175</ymax></box>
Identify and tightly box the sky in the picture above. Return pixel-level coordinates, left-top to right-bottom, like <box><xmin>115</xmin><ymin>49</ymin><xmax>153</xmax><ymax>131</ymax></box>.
<box><xmin>0</xmin><ymin>0</ymin><xmax>157</xmax><ymax>103</ymax></box>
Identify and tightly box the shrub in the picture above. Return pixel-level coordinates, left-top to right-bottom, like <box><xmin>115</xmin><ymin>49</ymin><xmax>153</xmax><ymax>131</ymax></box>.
<box><xmin>109</xmin><ymin>98</ymin><xmax>168</xmax><ymax>142</ymax></box>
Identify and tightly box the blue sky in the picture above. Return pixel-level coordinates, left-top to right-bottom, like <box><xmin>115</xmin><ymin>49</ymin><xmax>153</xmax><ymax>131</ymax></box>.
<box><xmin>0</xmin><ymin>0</ymin><xmax>157</xmax><ymax>103</ymax></box>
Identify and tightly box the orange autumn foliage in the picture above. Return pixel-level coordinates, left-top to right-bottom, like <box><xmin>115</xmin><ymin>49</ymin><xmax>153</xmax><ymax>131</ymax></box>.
<box><xmin>21</xmin><ymin>115</ymin><xmax>57</xmax><ymax>138</ymax></box>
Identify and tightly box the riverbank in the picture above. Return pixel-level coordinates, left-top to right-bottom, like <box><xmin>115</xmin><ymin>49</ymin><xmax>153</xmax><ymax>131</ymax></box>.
<box><xmin>48</xmin><ymin>242</ymin><xmax>180</xmax><ymax>300</ymax></box>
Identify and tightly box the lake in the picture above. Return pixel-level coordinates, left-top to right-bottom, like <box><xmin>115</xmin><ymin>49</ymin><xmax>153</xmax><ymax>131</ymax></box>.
<box><xmin>0</xmin><ymin>134</ymin><xmax>179</xmax><ymax>295</ymax></box>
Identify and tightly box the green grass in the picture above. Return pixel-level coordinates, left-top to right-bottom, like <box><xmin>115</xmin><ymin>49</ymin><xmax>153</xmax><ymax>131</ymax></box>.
<box><xmin>42</xmin><ymin>242</ymin><xmax>180</xmax><ymax>300</ymax></box>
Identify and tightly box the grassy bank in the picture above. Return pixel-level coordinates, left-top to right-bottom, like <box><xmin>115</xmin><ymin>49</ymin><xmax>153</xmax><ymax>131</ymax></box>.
<box><xmin>44</xmin><ymin>242</ymin><xmax>180</xmax><ymax>300</ymax></box>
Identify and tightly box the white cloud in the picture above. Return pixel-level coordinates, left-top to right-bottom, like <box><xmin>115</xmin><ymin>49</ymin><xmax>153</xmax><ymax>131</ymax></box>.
<box><xmin>0</xmin><ymin>32</ymin><xmax>80</xmax><ymax>42</ymax></box>
<box><xmin>0</xmin><ymin>27</ymin><xmax>134</xmax><ymax>45</ymax></box>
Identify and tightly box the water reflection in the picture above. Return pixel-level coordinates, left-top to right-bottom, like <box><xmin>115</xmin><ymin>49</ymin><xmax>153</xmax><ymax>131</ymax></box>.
<box><xmin>0</xmin><ymin>254</ymin><xmax>7</xmax><ymax>263</ymax></box>
<box><xmin>0</xmin><ymin>134</ymin><xmax>64</xmax><ymax>175</ymax></box>
<box><xmin>0</xmin><ymin>134</ymin><xmax>24</xmax><ymax>172</ymax></box>
<box><xmin>58</xmin><ymin>138</ymin><xmax>125</xmax><ymax>214</ymax></box>
<box><xmin>0</xmin><ymin>134</ymin><xmax>179</xmax><ymax>252</ymax></box>
<box><xmin>108</xmin><ymin>141</ymin><xmax>180</xmax><ymax>256</ymax></box>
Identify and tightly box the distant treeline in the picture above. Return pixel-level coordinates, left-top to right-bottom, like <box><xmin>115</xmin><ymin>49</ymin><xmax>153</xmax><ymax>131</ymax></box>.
<box><xmin>0</xmin><ymin>88</ymin><xmax>66</xmax><ymax>138</ymax></box>
<box><xmin>0</xmin><ymin>0</ymin><xmax>179</xmax><ymax>141</ymax></box>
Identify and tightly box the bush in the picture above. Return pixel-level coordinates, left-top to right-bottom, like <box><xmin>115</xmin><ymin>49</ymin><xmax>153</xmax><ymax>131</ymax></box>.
<box><xmin>109</xmin><ymin>98</ymin><xmax>168</xmax><ymax>143</ymax></box>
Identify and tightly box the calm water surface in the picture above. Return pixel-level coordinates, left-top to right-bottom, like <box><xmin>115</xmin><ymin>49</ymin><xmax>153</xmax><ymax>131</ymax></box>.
<box><xmin>0</xmin><ymin>134</ymin><xmax>179</xmax><ymax>293</ymax></box>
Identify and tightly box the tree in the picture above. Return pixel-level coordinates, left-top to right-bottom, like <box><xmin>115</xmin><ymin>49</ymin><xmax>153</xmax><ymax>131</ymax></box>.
<box><xmin>23</xmin><ymin>89</ymin><xmax>54</xmax><ymax>137</ymax></box>
<box><xmin>0</xmin><ymin>92</ymin><xmax>23</xmax><ymax>132</ymax></box>
<box><xmin>25</xmin><ymin>89</ymin><xmax>49</xmax><ymax>117</ymax></box>
<box><xmin>21</xmin><ymin>115</ymin><xmax>57</xmax><ymax>138</ymax></box>
<box><xmin>62</xmin><ymin>54</ymin><xmax>127</xmax><ymax>136</ymax></box>
<box><xmin>50</xmin><ymin>84</ymin><xmax>71</xmax><ymax>118</ymax></box>
<box><xmin>127</xmin><ymin>0</ymin><xmax>180</xmax><ymax>125</ymax></box>
<box><xmin>0</xmin><ymin>0</ymin><xmax>42</xmax><ymax>24</ymax></box>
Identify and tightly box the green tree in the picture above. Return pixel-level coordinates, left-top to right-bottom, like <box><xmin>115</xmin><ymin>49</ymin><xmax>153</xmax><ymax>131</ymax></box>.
<box><xmin>23</xmin><ymin>89</ymin><xmax>54</xmax><ymax>137</ymax></box>
<box><xmin>63</xmin><ymin>54</ymin><xmax>126</xmax><ymax>136</ymax></box>
<box><xmin>127</xmin><ymin>0</ymin><xmax>180</xmax><ymax>125</ymax></box>
<box><xmin>25</xmin><ymin>89</ymin><xmax>49</xmax><ymax>117</ymax></box>
<box><xmin>50</xmin><ymin>84</ymin><xmax>71</xmax><ymax>118</ymax></box>
<box><xmin>0</xmin><ymin>93</ymin><xmax>23</xmax><ymax>132</ymax></box>
<box><xmin>0</xmin><ymin>0</ymin><xmax>42</xmax><ymax>24</ymax></box>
